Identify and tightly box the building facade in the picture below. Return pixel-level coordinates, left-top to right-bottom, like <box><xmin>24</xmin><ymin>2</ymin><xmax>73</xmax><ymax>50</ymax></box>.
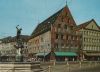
<box><xmin>0</xmin><ymin>36</ymin><xmax>16</xmax><ymax>61</ymax></box>
<box><xmin>0</xmin><ymin>35</ymin><xmax>29</xmax><ymax>62</ymax></box>
<box><xmin>29</xmin><ymin>31</ymin><xmax>51</xmax><ymax>54</ymax></box>
<box><xmin>77</xmin><ymin>19</ymin><xmax>100</xmax><ymax>61</ymax></box>
<box><xmin>29</xmin><ymin>6</ymin><xmax>81</xmax><ymax>61</ymax></box>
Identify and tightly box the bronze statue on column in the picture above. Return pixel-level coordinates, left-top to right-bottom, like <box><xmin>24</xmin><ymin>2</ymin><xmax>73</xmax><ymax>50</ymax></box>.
<box><xmin>14</xmin><ymin>25</ymin><xmax>23</xmax><ymax>62</ymax></box>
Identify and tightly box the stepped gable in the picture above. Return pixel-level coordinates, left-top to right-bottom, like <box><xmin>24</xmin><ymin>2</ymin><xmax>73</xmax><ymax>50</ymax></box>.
<box><xmin>31</xmin><ymin>6</ymin><xmax>76</xmax><ymax>38</ymax></box>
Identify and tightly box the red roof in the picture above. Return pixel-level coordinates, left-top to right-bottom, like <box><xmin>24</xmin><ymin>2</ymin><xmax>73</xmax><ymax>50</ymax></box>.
<box><xmin>31</xmin><ymin>5</ymin><xmax>76</xmax><ymax>38</ymax></box>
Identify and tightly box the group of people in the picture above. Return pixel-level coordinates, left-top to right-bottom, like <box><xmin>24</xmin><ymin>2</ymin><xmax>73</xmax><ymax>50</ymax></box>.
<box><xmin>25</xmin><ymin>57</ymin><xmax>42</xmax><ymax>62</ymax></box>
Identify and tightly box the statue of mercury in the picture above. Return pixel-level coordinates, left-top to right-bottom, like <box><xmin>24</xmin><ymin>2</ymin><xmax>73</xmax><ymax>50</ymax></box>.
<box><xmin>16</xmin><ymin>25</ymin><xmax>22</xmax><ymax>40</ymax></box>
<box><xmin>15</xmin><ymin>25</ymin><xmax>23</xmax><ymax>62</ymax></box>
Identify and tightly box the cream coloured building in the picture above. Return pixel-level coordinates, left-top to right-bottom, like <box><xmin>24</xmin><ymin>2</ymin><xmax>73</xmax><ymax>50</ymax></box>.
<box><xmin>28</xmin><ymin>31</ymin><xmax>51</xmax><ymax>56</ymax></box>
<box><xmin>77</xmin><ymin>19</ymin><xmax>100</xmax><ymax>61</ymax></box>
<box><xmin>0</xmin><ymin>36</ymin><xmax>16</xmax><ymax>61</ymax></box>
<box><xmin>0</xmin><ymin>35</ymin><xmax>29</xmax><ymax>62</ymax></box>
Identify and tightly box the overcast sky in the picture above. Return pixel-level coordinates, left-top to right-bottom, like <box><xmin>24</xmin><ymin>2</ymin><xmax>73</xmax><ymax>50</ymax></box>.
<box><xmin>0</xmin><ymin>0</ymin><xmax>100</xmax><ymax>38</ymax></box>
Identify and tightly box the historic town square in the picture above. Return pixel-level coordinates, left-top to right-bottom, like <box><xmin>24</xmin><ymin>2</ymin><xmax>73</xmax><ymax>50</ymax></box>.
<box><xmin>0</xmin><ymin>0</ymin><xmax>100</xmax><ymax>72</ymax></box>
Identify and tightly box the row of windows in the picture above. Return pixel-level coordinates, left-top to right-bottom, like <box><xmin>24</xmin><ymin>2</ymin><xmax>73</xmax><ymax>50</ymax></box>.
<box><xmin>84</xmin><ymin>47</ymin><xmax>100</xmax><ymax>51</ymax></box>
<box><xmin>23</xmin><ymin>49</ymin><xmax>28</xmax><ymax>53</ymax></box>
<box><xmin>29</xmin><ymin>38</ymin><xmax>49</xmax><ymax>45</ymax></box>
<box><xmin>31</xmin><ymin>44</ymin><xmax>50</xmax><ymax>49</ymax></box>
<box><xmin>55</xmin><ymin>43</ymin><xmax>79</xmax><ymax>48</ymax></box>
<box><xmin>56</xmin><ymin>34</ymin><xmax>80</xmax><ymax>40</ymax></box>
<box><xmin>29</xmin><ymin>47</ymin><xmax>50</xmax><ymax>53</ymax></box>
<box><xmin>1</xmin><ymin>42</ymin><xmax>27</xmax><ymax>46</ymax></box>
<box><xmin>83</xmin><ymin>31</ymin><xmax>100</xmax><ymax>36</ymax></box>
<box><xmin>57</xmin><ymin>25</ymin><xmax>73</xmax><ymax>32</ymax></box>
<box><xmin>60</xmin><ymin>14</ymin><xmax>71</xmax><ymax>24</ymax></box>
<box><xmin>58</xmin><ymin>24</ymin><xmax>68</xmax><ymax>29</ymax></box>
<box><xmin>84</xmin><ymin>38</ymin><xmax>100</xmax><ymax>42</ymax></box>
<box><xmin>1</xmin><ymin>49</ymin><xmax>29</xmax><ymax>54</ymax></box>
<box><xmin>1</xmin><ymin>50</ymin><xmax>16</xmax><ymax>54</ymax></box>
<box><xmin>84</xmin><ymin>44</ymin><xmax>100</xmax><ymax>47</ymax></box>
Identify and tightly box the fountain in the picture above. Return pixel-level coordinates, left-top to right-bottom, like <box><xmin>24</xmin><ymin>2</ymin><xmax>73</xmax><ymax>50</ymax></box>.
<box><xmin>0</xmin><ymin>25</ymin><xmax>41</xmax><ymax>72</ymax></box>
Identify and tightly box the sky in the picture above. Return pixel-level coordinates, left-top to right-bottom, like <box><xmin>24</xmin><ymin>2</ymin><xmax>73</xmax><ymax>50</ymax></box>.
<box><xmin>0</xmin><ymin>0</ymin><xmax>100</xmax><ymax>38</ymax></box>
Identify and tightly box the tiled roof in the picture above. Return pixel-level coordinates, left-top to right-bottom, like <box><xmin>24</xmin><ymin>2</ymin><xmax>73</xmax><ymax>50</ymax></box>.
<box><xmin>14</xmin><ymin>35</ymin><xmax>30</xmax><ymax>42</ymax></box>
<box><xmin>78</xmin><ymin>19</ymin><xmax>92</xmax><ymax>29</ymax></box>
<box><xmin>0</xmin><ymin>36</ymin><xmax>12</xmax><ymax>43</ymax></box>
<box><xmin>76</xmin><ymin>19</ymin><xmax>98</xmax><ymax>31</ymax></box>
<box><xmin>31</xmin><ymin>8</ymin><xmax>63</xmax><ymax>38</ymax></box>
<box><xmin>0</xmin><ymin>35</ymin><xmax>30</xmax><ymax>43</ymax></box>
<box><xmin>31</xmin><ymin>5</ymin><xmax>76</xmax><ymax>38</ymax></box>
